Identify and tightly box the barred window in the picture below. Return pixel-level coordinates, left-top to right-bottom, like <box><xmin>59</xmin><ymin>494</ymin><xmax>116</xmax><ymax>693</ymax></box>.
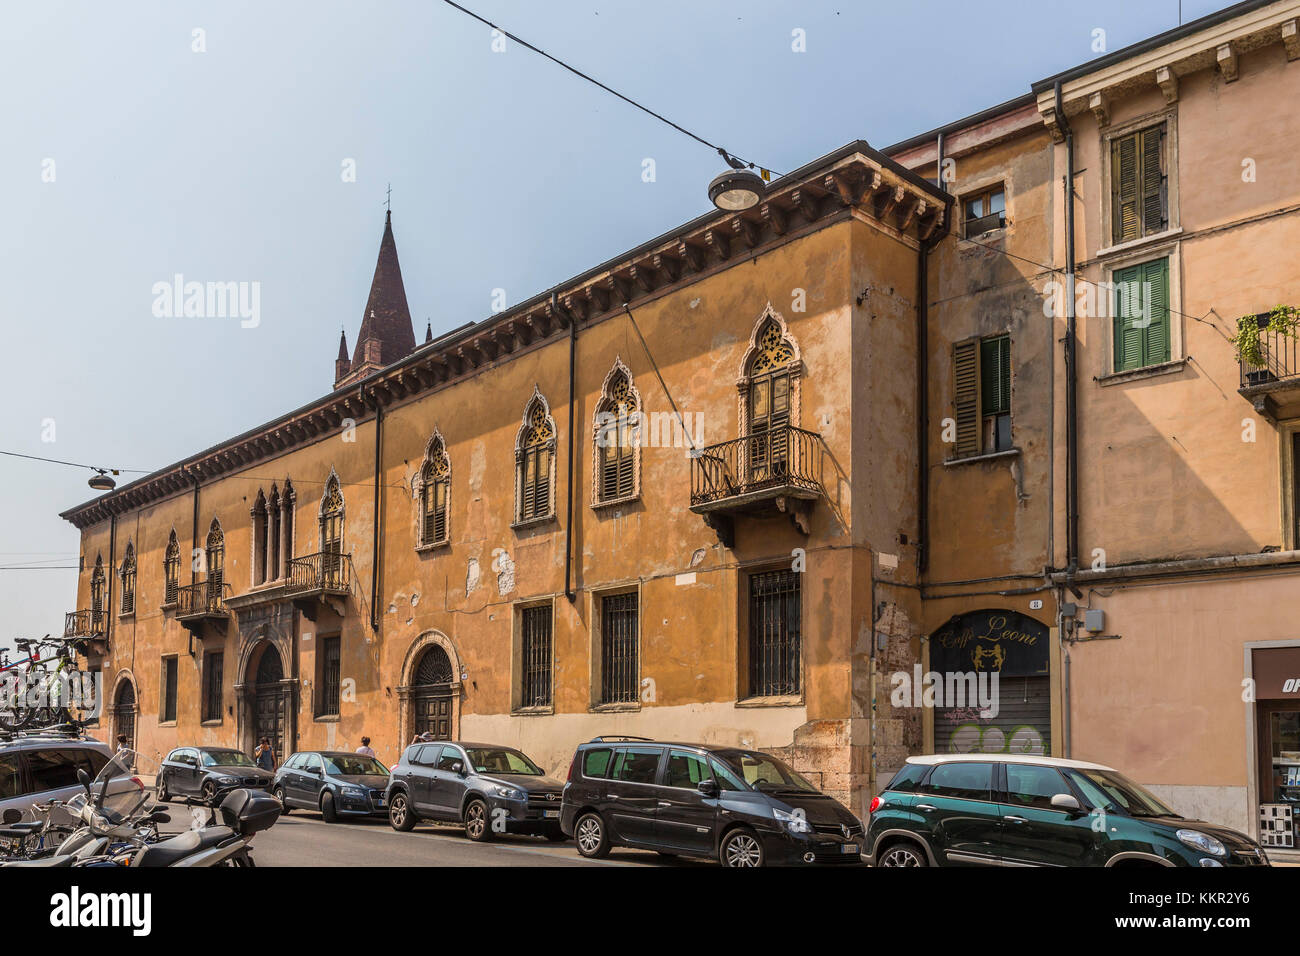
<box><xmin>748</xmin><ymin>569</ymin><xmax>801</xmax><ymax>698</ymax></box>
<box><xmin>600</xmin><ymin>593</ymin><xmax>639</xmax><ymax>705</ymax></box>
<box><xmin>519</xmin><ymin>606</ymin><xmax>552</xmax><ymax>708</ymax></box>
<box><xmin>163</xmin><ymin>531</ymin><xmax>180</xmax><ymax>605</ymax></box>
<box><xmin>203</xmin><ymin>652</ymin><xmax>224</xmax><ymax>722</ymax></box>
<box><xmin>516</xmin><ymin>389</ymin><xmax>555</xmax><ymax>523</ymax></box>
<box><xmin>320</xmin><ymin>636</ymin><xmax>341</xmax><ymax>717</ymax></box>
<box><xmin>119</xmin><ymin>543</ymin><xmax>136</xmax><ymax>615</ymax></box>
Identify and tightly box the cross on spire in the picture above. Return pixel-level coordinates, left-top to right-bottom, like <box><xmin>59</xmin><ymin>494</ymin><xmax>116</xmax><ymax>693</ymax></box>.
<box><xmin>385</xmin><ymin>182</ymin><xmax>392</xmax><ymax>213</ymax></box>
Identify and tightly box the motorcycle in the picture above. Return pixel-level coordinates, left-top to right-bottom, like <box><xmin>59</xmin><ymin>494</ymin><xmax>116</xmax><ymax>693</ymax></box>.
<box><xmin>1</xmin><ymin>749</ymin><xmax>280</xmax><ymax>867</ymax></box>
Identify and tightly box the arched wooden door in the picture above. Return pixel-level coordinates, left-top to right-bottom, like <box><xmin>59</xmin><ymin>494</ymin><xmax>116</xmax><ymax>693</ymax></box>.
<box><xmin>412</xmin><ymin>646</ymin><xmax>454</xmax><ymax>740</ymax></box>
<box><xmin>252</xmin><ymin>647</ymin><xmax>287</xmax><ymax>764</ymax></box>
<box><xmin>113</xmin><ymin>680</ymin><xmax>137</xmax><ymax>752</ymax></box>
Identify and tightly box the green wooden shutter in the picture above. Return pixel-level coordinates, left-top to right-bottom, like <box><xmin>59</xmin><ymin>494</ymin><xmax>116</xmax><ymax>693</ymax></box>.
<box><xmin>980</xmin><ymin>335</ymin><xmax>1011</xmax><ymax>417</ymax></box>
<box><xmin>1112</xmin><ymin>133</ymin><xmax>1140</xmax><ymax>244</ymax></box>
<box><xmin>1113</xmin><ymin>259</ymin><xmax>1170</xmax><ymax>372</ymax></box>
<box><xmin>953</xmin><ymin>340</ymin><xmax>981</xmax><ymax>457</ymax></box>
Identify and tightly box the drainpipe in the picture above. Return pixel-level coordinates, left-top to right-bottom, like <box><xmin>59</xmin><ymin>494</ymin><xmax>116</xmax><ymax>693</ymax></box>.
<box><xmin>366</xmin><ymin>385</ymin><xmax>384</xmax><ymax>631</ymax></box>
<box><xmin>107</xmin><ymin>513</ymin><xmax>116</xmax><ymax>650</ymax></box>
<box><xmin>555</xmin><ymin>291</ymin><xmax>577</xmax><ymax>603</ymax></box>
<box><xmin>916</xmin><ymin>133</ymin><xmax>948</xmax><ymax>576</ymax></box>
<box><xmin>1055</xmin><ymin>81</ymin><xmax>1080</xmax><ymax>577</ymax></box>
<box><xmin>189</xmin><ymin>470</ymin><xmax>200</xmax><ymax>585</ymax></box>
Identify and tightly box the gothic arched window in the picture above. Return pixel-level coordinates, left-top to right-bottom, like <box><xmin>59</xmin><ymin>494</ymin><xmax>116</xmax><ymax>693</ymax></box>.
<box><xmin>593</xmin><ymin>358</ymin><xmax>641</xmax><ymax>504</ymax></box>
<box><xmin>90</xmin><ymin>555</ymin><xmax>106</xmax><ymax>620</ymax></box>
<box><xmin>738</xmin><ymin>306</ymin><xmax>802</xmax><ymax>482</ymax></box>
<box><xmin>515</xmin><ymin>388</ymin><xmax>556</xmax><ymax>524</ymax></box>
<box><xmin>119</xmin><ymin>542</ymin><xmax>136</xmax><ymax>615</ymax></box>
<box><xmin>418</xmin><ymin>431</ymin><xmax>451</xmax><ymax>547</ymax></box>
<box><xmin>251</xmin><ymin>490</ymin><xmax>268</xmax><ymax>585</ymax></box>
<box><xmin>205</xmin><ymin>519</ymin><xmax>225</xmax><ymax>603</ymax></box>
<box><xmin>163</xmin><ymin>530</ymin><xmax>180</xmax><ymax>606</ymax></box>
<box><xmin>319</xmin><ymin>472</ymin><xmax>345</xmax><ymax>587</ymax></box>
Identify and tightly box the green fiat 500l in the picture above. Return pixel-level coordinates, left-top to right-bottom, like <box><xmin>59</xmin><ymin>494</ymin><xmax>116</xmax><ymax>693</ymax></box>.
<box><xmin>864</xmin><ymin>754</ymin><xmax>1270</xmax><ymax>868</ymax></box>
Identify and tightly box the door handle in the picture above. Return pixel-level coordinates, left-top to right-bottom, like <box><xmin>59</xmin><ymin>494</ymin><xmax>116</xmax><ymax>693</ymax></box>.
<box><xmin>1003</xmin><ymin>815</ymin><xmax>1028</xmax><ymax>824</ymax></box>
<box><xmin>915</xmin><ymin>803</ymin><xmax>937</xmax><ymax>811</ymax></box>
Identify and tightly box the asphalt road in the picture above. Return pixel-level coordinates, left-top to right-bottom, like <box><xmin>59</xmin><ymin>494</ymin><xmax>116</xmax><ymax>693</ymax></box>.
<box><xmin>248</xmin><ymin>808</ymin><xmax>702</xmax><ymax>867</ymax></box>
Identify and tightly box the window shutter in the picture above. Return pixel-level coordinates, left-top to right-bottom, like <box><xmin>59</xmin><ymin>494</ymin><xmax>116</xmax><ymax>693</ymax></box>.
<box><xmin>617</xmin><ymin>446</ymin><xmax>635</xmax><ymax>498</ymax></box>
<box><xmin>953</xmin><ymin>339</ymin><xmax>982</xmax><ymax>457</ymax></box>
<box><xmin>980</xmin><ymin>335</ymin><xmax>1011</xmax><ymax>417</ymax></box>
<box><xmin>1140</xmin><ymin>127</ymin><xmax>1166</xmax><ymax>236</ymax></box>
<box><xmin>521</xmin><ymin>454</ymin><xmax>536</xmax><ymax>519</ymax></box>
<box><xmin>1113</xmin><ymin>263</ymin><xmax>1152</xmax><ymax>372</ymax></box>
<box><xmin>1112</xmin><ymin>133</ymin><xmax>1140</xmax><ymax>244</ymax></box>
<box><xmin>1141</xmin><ymin>259</ymin><xmax>1170</xmax><ymax>366</ymax></box>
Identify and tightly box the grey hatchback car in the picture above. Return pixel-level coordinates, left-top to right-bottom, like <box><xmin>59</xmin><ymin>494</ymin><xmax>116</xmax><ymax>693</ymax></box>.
<box><xmin>385</xmin><ymin>741</ymin><xmax>566</xmax><ymax>841</ymax></box>
<box><xmin>0</xmin><ymin>735</ymin><xmax>115</xmax><ymax>828</ymax></box>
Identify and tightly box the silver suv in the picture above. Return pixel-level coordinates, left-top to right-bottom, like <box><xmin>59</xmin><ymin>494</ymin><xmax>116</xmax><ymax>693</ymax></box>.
<box><xmin>0</xmin><ymin>734</ymin><xmax>115</xmax><ymax>827</ymax></box>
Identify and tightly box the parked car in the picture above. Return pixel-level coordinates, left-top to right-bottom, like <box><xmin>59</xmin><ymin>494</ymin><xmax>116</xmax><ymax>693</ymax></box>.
<box><xmin>864</xmin><ymin>753</ymin><xmax>1272</xmax><ymax>867</ymax></box>
<box><xmin>272</xmin><ymin>751</ymin><xmax>390</xmax><ymax>822</ymax></box>
<box><xmin>0</xmin><ymin>734</ymin><xmax>114</xmax><ymax>832</ymax></box>
<box><xmin>385</xmin><ymin>741</ymin><xmax>566</xmax><ymax>841</ymax></box>
<box><xmin>156</xmin><ymin>746</ymin><xmax>274</xmax><ymax>806</ymax></box>
<box><xmin>560</xmin><ymin>737</ymin><xmax>863</xmax><ymax>867</ymax></box>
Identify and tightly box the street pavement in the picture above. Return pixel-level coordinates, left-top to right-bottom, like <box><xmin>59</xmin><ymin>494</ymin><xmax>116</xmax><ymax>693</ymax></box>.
<box><xmin>247</xmin><ymin>808</ymin><xmax>701</xmax><ymax>867</ymax></box>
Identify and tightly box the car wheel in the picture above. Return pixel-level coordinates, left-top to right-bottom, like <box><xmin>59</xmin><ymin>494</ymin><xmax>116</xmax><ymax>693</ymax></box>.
<box><xmin>320</xmin><ymin>790</ymin><xmax>339</xmax><ymax>823</ymax></box>
<box><xmin>878</xmin><ymin>842</ymin><xmax>927</xmax><ymax>867</ymax></box>
<box><xmin>155</xmin><ymin>775</ymin><xmax>170</xmax><ymax>803</ymax></box>
<box><xmin>389</xmin><ymin>792</ymin><xmax>416</xmax><ymax>832</ymax></box>
<box><xmin>720</xmin><ymin>828</ymin><xmax>764</xmax><ymax>868</ymax></box>
<box><xmin>273</xmin><ymin>786</ymin><xmax>291</xmax><ymax>814</ymax></box>
<box><xmin>464</xmin><ymin>798</ymin><xmax>492</xmax><ymax>842</ymax></box>
<box><xmin>574</xmin><ymin>812</ymin><xmax>611</xmax><ymax>858</ymax></box>
<box><xmin>200</xmin><ymin>781</ymin><xmax>217</xmax><ymax>807</ymax></box>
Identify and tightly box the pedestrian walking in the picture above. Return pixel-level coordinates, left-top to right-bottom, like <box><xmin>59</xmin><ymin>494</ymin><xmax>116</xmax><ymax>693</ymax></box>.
<box><xmin>253</xmin><ymin>736</ymin><xmax>276</xmax><ymax>771</ymax></box>
<box><xmin>356</xmin><ymin>736</ymin><xmax>376</xmax><ymax>758</ymax></box>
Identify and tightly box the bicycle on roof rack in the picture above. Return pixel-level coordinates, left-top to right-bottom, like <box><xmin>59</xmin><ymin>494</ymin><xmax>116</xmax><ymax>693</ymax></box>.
<box><xmin>0</xmin><ymin>635</ymin><xmax>97</xmax><ymax>734</ymax></box>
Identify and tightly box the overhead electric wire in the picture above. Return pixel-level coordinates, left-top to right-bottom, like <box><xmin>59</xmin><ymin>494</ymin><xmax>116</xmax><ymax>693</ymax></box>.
<box><xmin>439</xmin><ymin>0</ymin><xmax>782</xmax><ymax>177</ymax></box>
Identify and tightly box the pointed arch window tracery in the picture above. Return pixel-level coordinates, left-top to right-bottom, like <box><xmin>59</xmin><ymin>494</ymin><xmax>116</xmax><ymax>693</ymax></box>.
<box><xmin>515</xmin><ymin>388</ymin><xmax>556</xmax><ymax>524</ymax></box>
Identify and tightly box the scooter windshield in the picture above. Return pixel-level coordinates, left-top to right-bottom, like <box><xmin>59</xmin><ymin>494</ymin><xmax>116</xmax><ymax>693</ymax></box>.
<box><xmin>83</xmin><ymin>749</ymin><xmax>155</xmax><ymax>834</ymax></box>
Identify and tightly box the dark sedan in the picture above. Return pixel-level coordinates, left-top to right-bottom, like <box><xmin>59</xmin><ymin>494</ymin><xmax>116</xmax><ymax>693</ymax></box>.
<box><xmin>272</xmin><ymin>751</ymin><xmax>390</xmax><ymax>822</ymax></box>
<box><xmin>156</xmin><ymin>746</ymin><xmax>274</xmax><ymax>806</ymax></box>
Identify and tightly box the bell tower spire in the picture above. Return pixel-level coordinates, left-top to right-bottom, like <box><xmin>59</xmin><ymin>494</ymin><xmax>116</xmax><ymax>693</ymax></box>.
<box><xmin>334</xmin><ymin>206</ymin><xmax>416</xmax><ymax>389</ymax></box>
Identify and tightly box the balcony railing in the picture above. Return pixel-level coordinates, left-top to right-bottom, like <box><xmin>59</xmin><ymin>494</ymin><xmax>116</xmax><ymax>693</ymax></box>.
<box><xmin>285</xmin><ymin>550</ymin><xmax>351</xmax><ymax>597</ymax></box>
<box><xmin>1239</xmin><ymin>317</ymin><xmax>1300</xmax><ymax>389</ymax></box>
<box><xmin>690</xmin><ymin>425</ymin><xmax>825</xmax><ymax>509</ymax></box>
<box><xmin>63</xmin><ymin>609</ymin><xmax>106</xmax><ymax>638</ymax></box>
<box><xmin>176</xmin><ymin>580</ymin><xmax>231</xmax><ymax>620</ymax></box>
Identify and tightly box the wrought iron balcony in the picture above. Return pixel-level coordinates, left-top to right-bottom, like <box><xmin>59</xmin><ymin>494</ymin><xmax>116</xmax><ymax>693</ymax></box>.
<box><xmin>1239</xmin><ymin>315</ymin><xmax>1300</xmax><ymax>422</ymax></box>
<box><xmin>284</xmin><ymin>551</ymin><xmax>351</xmax><ymax>622</ymax></box>
<box><xmin>690</xmin><ymin>426</ymin><xmax>825</xmax><ymax>545</ymax></box>
<box><xmin>63</xmin><ymin>609</ymin><xmax>106</xmax><ymax>638</ymax></box>
<box><xmin>176</xmin><ymin>580</ymin><xmax>231</xmax><ymax>636</ymax></box>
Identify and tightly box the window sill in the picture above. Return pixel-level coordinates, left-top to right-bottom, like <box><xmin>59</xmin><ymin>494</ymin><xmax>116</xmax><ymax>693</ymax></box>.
<box><xmin>1095</xmin><ymin>227</ymin><xmax>1182</xmax><ymax>261</ymax></box>
<box><xmin>512</xmin><ymin>705</ymin><xmax>554</xmax><ymax>717</ymax></box>
<box><xmin>314</xmin><ymin>714</ymin><xmax>340</xmax><ymax>723</ymax></box>
<box><xmin>736</xmin><ymin>694</ymin><xmax>804</xmax><ymax>708</ymax></box>
<box><xmin>962</xmin><ymin>224</ymin><xmax>1008</xmax><ymax>243</ymax></box>
<box><xmin>943</xmin><ymin>447</ymin><xmax>1021</xmax><ymax>467</ymax></box>
<box><xmin>591</xmin><ymin>494</ymin><xmax>639</xmax><ymax>512</ymax></box>
<box><xmin>1096</xmin><ymin>358</ymin><xmax>1186</xmax><ymax>387</ymax></box>
<box><xmin>415</xmin><ymin>539</ymin><xmax>451</xmax><ymax>554</ymax></box>
<box><xmin>200</xmin><ymin>719</ymin><xmax>223</xmax><ymax>728</ymax></box>
<box><xmin>160</xmin><ymin>601</ymin><xmax>177</xmax><ymax>612</ymax></box>
<box><xmin>589</xmin><ymin>702</ymin><xmax>641</xmax><ymax>714</ymax></box>
<box><xmin>118</xmin><ymin>611</ymin><xmax>135</xmax><ymax>621</ymax></box>
<box><xmin>158</xmin><ymin>720</ymin><xmax>177</xmax><ymax>728</ymax></box>
<box><xmin>512</xmin><ymin>514</ymin><xmax>556</xmax><ymax>532</ymax></box>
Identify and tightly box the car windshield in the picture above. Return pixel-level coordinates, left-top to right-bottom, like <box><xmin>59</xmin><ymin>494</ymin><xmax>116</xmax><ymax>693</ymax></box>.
<box><xmin>322</xmin><ymin>755</ymin><xmax>388</xmax><ymax>776</ymax></box>
<box><xmin>202</xmin><ymin>750</ymin><xmax>254</xmax><ymax>768</ymax></box>
<box><xmin>714</xmin><ymin>750</ymin><xmax>818</xmax><ymax>793</ymax></box>
<box><xmin>465</xmin><ymin>748</ymin><xmax>543</xmax><ymax>775</ymax></box>
<box><xmin>1068</xmin><ymin>769</ymin><xmax>1179</xmax><ymax>818</ymax></box>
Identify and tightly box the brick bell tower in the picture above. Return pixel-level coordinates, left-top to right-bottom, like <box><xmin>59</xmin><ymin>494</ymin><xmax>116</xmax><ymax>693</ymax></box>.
<box><xmin>335</xmin><ymin>210</ymin><xmax>416</xmax><ymax>389</ymax></box>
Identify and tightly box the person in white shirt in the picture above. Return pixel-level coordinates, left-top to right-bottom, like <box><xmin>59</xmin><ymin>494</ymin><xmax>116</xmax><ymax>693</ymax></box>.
<box><xmin>356</xmin><ymin>736</ymin><xmax>376</xmax><ymax>758</ymax></box>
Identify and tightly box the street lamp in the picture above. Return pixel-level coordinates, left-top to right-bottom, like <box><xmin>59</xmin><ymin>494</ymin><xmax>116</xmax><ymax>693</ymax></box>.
<box><xmin>708</xmin><ymin>167</ymin><xmax>765</xmax><ymax>211</ymax></box>
<box><xmin>88</xmin><ymin>469</ymin><xmax>116</xmax><ymax>492</ymax></box>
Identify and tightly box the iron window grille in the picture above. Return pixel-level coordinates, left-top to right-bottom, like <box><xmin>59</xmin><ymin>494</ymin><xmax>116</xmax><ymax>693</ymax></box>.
<box><xmin>520</xmin><ymin>606</ymin><xmax>553</xmax><ymax>708</ymax></box>
<box><xmin>600</xmin><ymin>593</ymin><xmax>639</xmax><ymax>705</ymax></box>
<box><xmin>203</xmin><ymin>652</ymin><xmax>224</xmax><ymax>722</ymax></box>
<box><xmin>162</xmin><ymin>657</ymin><xmax>178</xmax><ymax>723</ymax></box>
<box><xmin>748</xmin><ymin>569</ymin><xmax>801</xmax><ymax>698</ymax></box>
<box><xmin>320</xmin><ymin>636</ymin><xmax>341</xmax><ymax>717</ymax></box>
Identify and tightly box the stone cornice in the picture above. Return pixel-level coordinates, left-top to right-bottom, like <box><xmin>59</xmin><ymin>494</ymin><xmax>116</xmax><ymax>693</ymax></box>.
<box><xmin>60</xmin><ymin>143</ymin><xmax>950</xmax><ymax>531</ymax></box>
<box><xmin>1035</xmin><ymin>0</ymin><xmax>1300</xmax><ymax>141</ymax></box>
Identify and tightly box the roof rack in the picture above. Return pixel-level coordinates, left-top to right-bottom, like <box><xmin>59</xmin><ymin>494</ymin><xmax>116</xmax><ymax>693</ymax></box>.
<box><xmin>0</xmin><ymin>723</ymin><xmax>97</xmax><ymax>744</ymax></box>
<box><xmin>587</xmin><ymin>735</ymin><xmax>653</xmax><ymax>743</ymax></box>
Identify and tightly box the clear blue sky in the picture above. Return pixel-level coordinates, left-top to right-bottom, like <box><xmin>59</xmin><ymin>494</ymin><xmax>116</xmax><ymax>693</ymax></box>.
<box><xmin>0</xmin><ymin>0</ymin><xmax>1231</xmax><ymax>638</ymax></box>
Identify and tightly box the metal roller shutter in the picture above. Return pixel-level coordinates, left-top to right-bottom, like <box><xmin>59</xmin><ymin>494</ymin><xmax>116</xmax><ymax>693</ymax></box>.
<box><xmin>934</xmin><ymin>674</ymin><xmax>1051</xmax><ymax>756</ymax></box>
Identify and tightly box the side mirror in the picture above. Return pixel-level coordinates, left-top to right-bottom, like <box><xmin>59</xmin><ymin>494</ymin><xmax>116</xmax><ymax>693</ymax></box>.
<box><xmin>76</xmin><ymin>768</ymin><xmax>91</xmax><ymax>795</ymax></box>
<box><xmin>698</xmin><ymin>778</ymin><xmax>721</xmax><ymax>799</ymax></box>
<box><xmin>2</xmin><ymin>809</ymin><xmax>21</xmax><ymax>825</ymax></box>
<box><xmin>1050</xmin><ymin>793</ymin><xmax>1081</xmax><ymax>812</ymax></box>
<box><xmin>451</xmin><ymin>761</ymin><xmax>466</xmax><ymax>776</ymax></box>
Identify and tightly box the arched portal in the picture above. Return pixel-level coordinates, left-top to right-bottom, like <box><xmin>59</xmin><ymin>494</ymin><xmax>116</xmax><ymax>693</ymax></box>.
<box><xmin>249</xmin><ymin>643</ymin><xmax>288</xmax><ymax>765</ymax></box>
<box><xmin>397</xmin><ymin>632</ymin><xmax>461</xmax><ymax>745</ymax></box>
<box><xmin>113</xmin><ymin>677</ymin><xmax>137</xmax><ymax>752</ymax></box>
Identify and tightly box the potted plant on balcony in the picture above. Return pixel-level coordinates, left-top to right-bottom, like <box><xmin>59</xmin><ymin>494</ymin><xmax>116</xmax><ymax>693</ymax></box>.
<box><xmin>1235</xmin><ymin>306</ymin><xmax>1299</xmax><ymax>385</ymax></box>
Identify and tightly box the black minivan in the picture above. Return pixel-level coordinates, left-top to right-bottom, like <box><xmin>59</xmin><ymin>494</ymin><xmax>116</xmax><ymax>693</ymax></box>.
<box><xmin>560</xmin><ymin>737</ymin><xmax>863</xmax><ymax>867</ymax></box>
